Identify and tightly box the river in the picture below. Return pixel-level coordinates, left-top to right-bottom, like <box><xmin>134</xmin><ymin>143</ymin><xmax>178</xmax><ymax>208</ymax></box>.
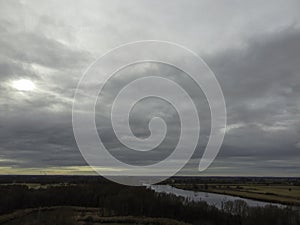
<box><xmin>149</xmin><ymin>185</ymin><xmax>284</xmax><ymax>209</ymax></box>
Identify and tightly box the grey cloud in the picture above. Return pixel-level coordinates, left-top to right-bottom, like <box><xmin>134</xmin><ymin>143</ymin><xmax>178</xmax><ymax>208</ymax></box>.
<box><xmin>197</xmin><ymin>27</ymin><xmax>300</xmax><ymax>172</ymax></box>
<box><xmin>0</xmin><ymin>32</ymin><xmax>92</xmax><ymax>70</ymax></box>
<box><xmin>0</xmin><ymin>0</ymin><xmax>299</xmax><ymax>176</ymax></box>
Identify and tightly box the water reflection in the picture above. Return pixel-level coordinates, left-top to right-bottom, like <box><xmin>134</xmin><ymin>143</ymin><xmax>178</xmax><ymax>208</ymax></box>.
<box><xmin>149</xmin><ymin>185</ymin><xmax>283</xmax><ymax>209</ymax></box>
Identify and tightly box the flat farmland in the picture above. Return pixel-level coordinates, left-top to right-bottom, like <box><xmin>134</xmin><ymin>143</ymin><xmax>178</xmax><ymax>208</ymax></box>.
<box><xmin>173</xmin><ymin>183</ymin><xmax>300</xmax><ymax>205</ymax></box>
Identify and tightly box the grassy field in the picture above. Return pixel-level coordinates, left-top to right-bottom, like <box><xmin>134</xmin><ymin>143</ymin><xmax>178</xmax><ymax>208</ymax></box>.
<box><xmin>173</xmin><ymin>183</ymin><xmax>300</xmax><ymax>205</ymax></box>
<box><xmin>0</xmin><ymin>206</ymin><xmax>191</xmax><ymax>225</ymax></box>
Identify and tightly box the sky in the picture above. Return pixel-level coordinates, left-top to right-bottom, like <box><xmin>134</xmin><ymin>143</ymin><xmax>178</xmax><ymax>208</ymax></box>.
<box><xmin>0</xmin><ymin>0</ymin><xmax>300</xmax><ymax>176</ymax></box>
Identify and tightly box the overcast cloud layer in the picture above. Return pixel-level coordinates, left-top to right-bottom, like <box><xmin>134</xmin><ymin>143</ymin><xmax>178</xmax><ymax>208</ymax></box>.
<box><xmin>0</xmin><ymin>0</ymin><xmax>300</xmax><ymax>176</ymax></box>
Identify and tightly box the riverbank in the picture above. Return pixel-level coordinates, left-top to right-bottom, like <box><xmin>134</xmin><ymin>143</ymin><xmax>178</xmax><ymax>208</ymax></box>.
<box><xmin>171</xmin><ymin>183</ymin><xmax>300</xmax><ymax>206</ymax></box>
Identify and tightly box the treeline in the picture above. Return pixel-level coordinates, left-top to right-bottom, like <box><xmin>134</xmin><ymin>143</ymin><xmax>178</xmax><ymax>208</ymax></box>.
<box><xmin>164</xmin><ymin>176</ymin><xmax>300</xmax><ymax>186</ymax></box>
<box><xmin>0</xmin><ymin>183</ymin><xmax>299</xmax><ymax>225</ymax></box>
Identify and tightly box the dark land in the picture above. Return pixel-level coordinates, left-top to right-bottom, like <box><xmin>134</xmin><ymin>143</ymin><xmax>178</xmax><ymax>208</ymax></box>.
<box><xmin>0</xmin><ymin>175</ymin><xmax>299</xmax><ymax>225</ymax></box>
